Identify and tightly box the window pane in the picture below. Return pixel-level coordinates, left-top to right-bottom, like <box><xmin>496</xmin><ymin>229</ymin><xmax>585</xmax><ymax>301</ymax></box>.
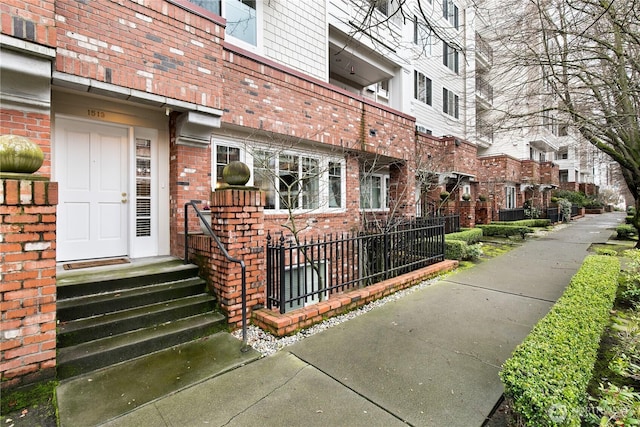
<box><xmin>329</xmin><ymin>162</ymin><xmax>341</xmax><ymax>208</ymax></box>
<box><xmin>191</xmin><ymin>0</ymin><xmax>221</xmax><ymax>15</ymax></box>
<box><xmin>226</xmin><ymin>0</ymin><xmax>257</xmax><ymax>45</ymax></box>
<box><xmin>279</xmin><ymin>154</ymin><xmax>299</xmax><ymax>210</ymax></box>
<box><xmin>215</xmin><ymin>145</ymin><xmax>241</xmax><ymax>186</ymax></box>
<box><xmin>301</xmin><ymin>157</ymin><xmax>319</xmax><ymax>209</ymax></box>
<box><xmin>371</xmin><ymin>176</ymin><xmax>382</xmax><ymax>209</ymax></box>
<box><xmin>253</xmin><ymin>150</ymin><xmax>276</xmax><ymax>209</ymax></box>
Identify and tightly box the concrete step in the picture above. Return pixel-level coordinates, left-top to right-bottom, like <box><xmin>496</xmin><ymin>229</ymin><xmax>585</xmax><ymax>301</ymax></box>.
<box><xmin>58</xmin><ymin>294</ymin><xmax>217</xmax><ymax>347</ymax></box>
<box><xmin>57</xmin><ymin>259</ymin><xmax>201</xmax><ymax>299</ymax></box>
<box><xmin>56</xmin><ymin>332</ymin><xmax>261</xmax><ymax>427</ymax></box>
<box><xmin>57</xmin><ymin>312</ymin><xmax>226</xmax><ymax>380</ymax></box>
<box><xmin>57</xmin><ymin>277</ymin><xmax>208</xmax><ymax>321</ymax></box>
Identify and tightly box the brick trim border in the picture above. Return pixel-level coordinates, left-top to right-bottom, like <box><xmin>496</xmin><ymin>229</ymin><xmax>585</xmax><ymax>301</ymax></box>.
<box><xmin>253</xmin><ymin>260</ymin><xmax>458</xmax><ymax>336</ymax></box>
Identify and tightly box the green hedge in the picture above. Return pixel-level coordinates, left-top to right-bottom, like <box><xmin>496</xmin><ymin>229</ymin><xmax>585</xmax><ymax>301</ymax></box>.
<box><xmin>445</xmin><ymin>239</ymin><xmax>467</xmax><ymax>260</ymax></box>
<box><xmin>616</xmin><ymin>224</ymin><xmax>637</xmax><ymax>239</ymax></box>
<box><xmin>445</xmin><ymin>228</ymin><xmax>483</xmax><ymax>244</ymax></box>
<box><xmin>476</xmin><ymin>224</ymin><xmax>533</xmax><ymax>238</ymax></box>
<box><xmin>500</xmin><ymin>255</ymin><xmax>620</xmax><ymax>426</ymax></box>
<box><xmin>491</xmin><ymin>219</ymin><xmax>551</xmax><ymax>227</ymax></box>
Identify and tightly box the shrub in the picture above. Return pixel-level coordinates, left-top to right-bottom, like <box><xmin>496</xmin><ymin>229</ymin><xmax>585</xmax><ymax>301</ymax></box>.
<box><xmin>445</xmin><ymin>239</ymin><xmax>467</xmax><ymax>260</ymax></box>
<box><xmin>626</xmin><ymin>215</ymin><xmax>634</xmax><ymax>224</ymax></box>
<box><xmin>620</xmin><ymin>249</ymin><xmax>640</xmax><ymax>308</ymax></box>
<box><xmin>500</xmin><ymin>255</ymin><xmax>620</xmax><ymax>426</ymax></box>
<box><xmin>491</xmin><ymin>219</ymin><xmax>551</xmax><ymax>228</ymax></box>
<box><xmin>616</xmin><ymin>224</ymin><xmax>637</xmax><ymax>240</ymax></box>
<box><xmin>445</xmin><ymin>228</ymin><xmax>483</xmax><ymax>244</ymax></box>
<box><xmin>476</xmin><ymin>224</ymin><xmax>533</xmax><ymax>239</ymax></box>
<box><xmin>444</xmin><ymin>239</ymin><xmax>483</xmax><ymax>260</ymax></box>
<box><xmin>554</xmin><ymin>190</ymin><xmax>589</xmax><ymax>207</ymax></box>
<box><xmin>594</xmin><ymin>247</ymin><xmax>618</xmax><ymax>256</ymax></box>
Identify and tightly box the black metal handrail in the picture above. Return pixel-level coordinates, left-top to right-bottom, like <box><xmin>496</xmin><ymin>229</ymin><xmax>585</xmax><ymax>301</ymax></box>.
<box><xmin>184</xmin><ymin>201</ymin><xmax>249</xmax><ymax>352</ymax></box>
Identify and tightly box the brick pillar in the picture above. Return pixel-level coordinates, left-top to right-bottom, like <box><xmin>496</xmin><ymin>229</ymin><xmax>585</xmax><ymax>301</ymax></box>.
<box><xmin>207</xmin><ymin>188</ymin><xmax>265</xmax><ymax>328</ymax></box>
<box><xmin>0</xmin><ymin>177</ymin><xmax>58</xmax><ymax>391</ymax></box>
<box><xmin>459</xmin><ymin>201</ymin><xmax>476</xmax><ymax>228</ymax></box>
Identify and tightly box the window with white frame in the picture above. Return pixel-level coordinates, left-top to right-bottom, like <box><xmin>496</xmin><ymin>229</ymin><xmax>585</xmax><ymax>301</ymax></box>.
<box><xmin>361</xmin><ymin>174</ymin><xmax>390</xmax><ymax>210</ymax></box>
<box><xmin>505</xmin><ymin>186</ymin><xmax>516</xmax><ymax>209</ymax></box>
<box><xmin>213</xmin><ymin>142</ymin><xmax>344</xmax><ymax>212</ymax></box>
<box><xmin>413</xmin><ymin>16</ymin><xmax>433</xmax><ymax>54</ymax></box>
<box><xmin>190</xmin><ymin>0</ymin><xmax>258</xmax><ymax>47</ymax></box>
<box><xmin>442</xmin><ymin>0</ymin><xmax>459</xmax><ymax>29</ymax></box>
<box><xmin>214</xmin><ymin>145</ymin><xmax>241</xmax><ymax>188</ymax></box>
<box><xmin>443</xmin><ymin>88</ymin><xmax>459</xmax><ymax>118</ymax></box>
<box><xmin>414</xmin><ymin>71</ymin><xmax>432</xmax><ymax>105</ymax></box>
<box><xmin>443</xmin><ymin>42</ymin><xmax>459</xmax><ymax>74</ymax></box>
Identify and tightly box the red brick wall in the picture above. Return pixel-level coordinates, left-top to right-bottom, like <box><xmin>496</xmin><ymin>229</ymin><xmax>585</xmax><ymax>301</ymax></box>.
<box><xmin>222</xmin><ymin>45</ymin><xmax>415</xmax><ymax>159</ymax></box>
<box><xmin>441</xmin><ymin>136</ymin><xmax>478</xmax><ymax>177</ymax></box>
<box><xmin>169</xmin><ymin>113</ymin><xmax>213</xmax><ymax>257</ymax></box>
<box><xmin>521</xmin><ymin>160</ymin><xmax>540</xmax><ymax>183</ymax></box>
<box><xmin>0</xmin><ymin>178</ymin><xmax>57</xmax><ymax>391</ymax></box>
<box><xmin>0</xmin><ymin>0</ymin><xmax>56</xmax><ymax>46</ymax></box>
<box><xmin>477</xmin><ymin>155</ymin><xmax>523</xmax><ymax>209</ymax></box>
<box><xmin>187</xmin><ymin>189</ymin><xmax>265</xmax><ymax>327</ymax></box>
<box><xmin>540</xmin><ymin>161</ymin><xmax>559</xmax><ymax>186</ymax></box>
<box><xmin>0</xmin><ymin>110</ymin><xmax>52</xmax><ymax>178</ymax></box>
<box><xmin>54</xmin><ymin>0</ymin><xmax>225</xmax><ymax>107</ymax></box>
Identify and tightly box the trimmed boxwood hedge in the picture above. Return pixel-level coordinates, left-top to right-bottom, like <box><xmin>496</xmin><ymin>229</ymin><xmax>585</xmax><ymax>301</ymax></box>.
<box><xmin>476</xmin><ymin>224</ymin><xmax>533</xmax><ymax>238</ymax></box>
<box><xmin>444</xmin><ymin>239</ymin><xmax>467</xmax><ymax>260</ymax></box>
<box><xmin>445</xmin><ymin>228</ymin><xmax>483</xmax><ymax>244</ymax></box>
<box><xmin>499</xmin><ymin>255</ymin><xmax>620</xmax><ymax>426</ymax></box>
<box><xmin>491</xmin><ymin>219</ymin><xmax>551</xmax><ymax>227</ymax></box>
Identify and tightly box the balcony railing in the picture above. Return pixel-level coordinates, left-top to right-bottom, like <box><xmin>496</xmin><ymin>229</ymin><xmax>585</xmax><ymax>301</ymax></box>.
<box><xmin>476</xmin><ymin>77</ymin><xmax>494</xmax><ymax>103</ymax></box>
<box><xmin>476</xmin><ymin>33</ymin><xmax>494</xmax><ymax>67</ymax></box>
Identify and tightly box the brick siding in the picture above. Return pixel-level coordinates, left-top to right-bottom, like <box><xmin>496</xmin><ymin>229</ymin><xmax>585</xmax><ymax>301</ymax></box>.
<box><xmin>0</xmin><ymin>178</ymin><xmax>58</xmax><ymax>391</ymax></box>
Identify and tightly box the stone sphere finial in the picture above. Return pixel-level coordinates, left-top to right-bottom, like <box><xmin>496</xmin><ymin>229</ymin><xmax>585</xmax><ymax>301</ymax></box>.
<box><xmin>222</xmin><ymin>161</ymin><xmax>251</xmax><ymax>186</ymax></box>
<box><xmin>0</xmin><ymin>135</ymin><xmax>44</xmax><ymax>174</ymax></box>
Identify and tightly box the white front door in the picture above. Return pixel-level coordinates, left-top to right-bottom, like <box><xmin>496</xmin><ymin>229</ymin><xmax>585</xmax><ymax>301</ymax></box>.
<box><xmin>56</xmin><ymin>118</ymin><xmax>129</xmax><ymax>261</ymax></box>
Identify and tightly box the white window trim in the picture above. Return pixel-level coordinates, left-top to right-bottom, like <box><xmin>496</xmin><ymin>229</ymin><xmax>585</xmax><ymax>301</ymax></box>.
<box><xmin>361</xmin><ymin>173</ymin><xmax>390</xmax><ymax>212</ymax></box>
<box><xmin>224</xmin><ymin>0</ymin><xmax>263</xmax><ymax>53</ymax></box>
<box><xmin>212</xmin><ymin>140</ymin><xmax>346</xmax><ymax>213</ymax></box>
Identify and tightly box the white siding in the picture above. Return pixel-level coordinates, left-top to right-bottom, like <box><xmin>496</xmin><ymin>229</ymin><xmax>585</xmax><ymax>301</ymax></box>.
<box><xmin>263</xmin><ymin>0</ymin><xmax>328</xmax><ymax>81</ymax></box>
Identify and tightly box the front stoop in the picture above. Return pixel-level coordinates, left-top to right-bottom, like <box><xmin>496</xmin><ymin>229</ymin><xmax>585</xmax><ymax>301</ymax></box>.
<box><xmin>56</xmin><ymin>333</ymin><xmax>260</xmax><ymax>427</ymax></box>
<box><xmin>56</xmin><ymin>258</ymin><xmax>227</xmax><ymax>380</ymax></box>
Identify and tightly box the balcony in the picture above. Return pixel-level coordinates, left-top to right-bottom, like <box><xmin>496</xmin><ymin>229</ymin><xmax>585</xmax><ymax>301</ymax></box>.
<box><xmin>475</xmin><ymin>76</ymin><xmax>494</xmax><ymax>108</ymax></box>
<box><xmin>475</xmin><ymin>33</ymin><xmax>493</xmax><ymax>71</ymax></box>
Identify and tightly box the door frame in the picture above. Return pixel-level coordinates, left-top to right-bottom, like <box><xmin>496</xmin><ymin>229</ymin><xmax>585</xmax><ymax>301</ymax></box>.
<box><xmin>54</xmin><ymin>115</ymin><xmax>160</xmax><ymax>261</ymax></box>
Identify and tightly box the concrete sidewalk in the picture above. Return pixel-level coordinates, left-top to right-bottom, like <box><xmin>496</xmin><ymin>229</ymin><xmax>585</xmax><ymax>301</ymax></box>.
<box><xmin>94</xmin><ymin>213</ymin><xmax>624</xmax><ymax>427</ymax></box>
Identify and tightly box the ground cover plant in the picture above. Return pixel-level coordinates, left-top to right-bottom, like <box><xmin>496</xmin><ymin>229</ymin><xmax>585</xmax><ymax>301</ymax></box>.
<box><xmin>500</xmin><ymin>255</ymin><xmax>621</xmax><ymax>426</ymax></box>
<box><xmin>585</xmin><ymin>249</ymin><xmax>640</xmax><ymax>426</ymax></box>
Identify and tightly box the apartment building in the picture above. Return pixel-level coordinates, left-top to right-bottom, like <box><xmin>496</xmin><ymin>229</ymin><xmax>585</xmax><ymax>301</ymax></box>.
<box><xmin>0</xmin><ymin>0</ymin><xmax>599</xmax><ymax>389</ymax></box>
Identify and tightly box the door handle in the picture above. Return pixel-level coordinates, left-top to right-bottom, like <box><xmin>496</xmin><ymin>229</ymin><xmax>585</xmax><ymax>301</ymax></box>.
<box><xmin>121</xmin><ymin>192</ymin><xmax>127</xmax><ymax>203</ymax></box>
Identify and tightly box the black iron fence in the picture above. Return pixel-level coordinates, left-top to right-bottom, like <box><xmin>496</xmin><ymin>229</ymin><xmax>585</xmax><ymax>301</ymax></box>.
<box><xmin>498</xmin><ymin>208</ymin><xmax>526</xmax><ymax>222</ymax></box>
<box><xmin>546</xmin><ymin>207</ymin><xmax>560</xmax><ymax>223</ymax></box>
<box><xmin>266</xmin><ymin>222</ymin><xmax>445</xmax><ymax>314</ymax></box>
<box><xmin>364</xmin><ymin>215</ymin><xmax>460</xmax><ymax>234</ymax></box>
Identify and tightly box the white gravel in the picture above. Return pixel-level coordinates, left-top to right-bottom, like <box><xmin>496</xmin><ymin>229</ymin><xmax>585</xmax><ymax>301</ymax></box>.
<box><xmin>232</xmin><ymin>276</ymin><xmax>442</xmax><ymax>357</ymax></box>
